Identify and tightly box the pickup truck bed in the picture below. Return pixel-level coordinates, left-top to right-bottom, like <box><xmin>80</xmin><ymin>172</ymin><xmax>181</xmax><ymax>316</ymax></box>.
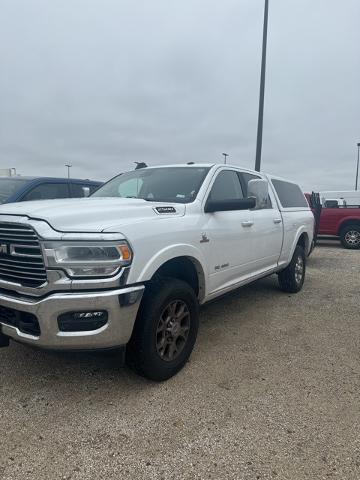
<box><xmin>305</xmin><ymin>193</ymin><xmax>360</xmax><ymax>249</ymax></box>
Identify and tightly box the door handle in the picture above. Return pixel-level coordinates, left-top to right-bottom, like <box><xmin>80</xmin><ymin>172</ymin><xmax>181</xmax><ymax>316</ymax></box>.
<box><xmin>273</xmin><ymin>218</ymin><xmax>282</xmax><ymax>224</ymax></box>
<box><xmin>241</xmin><ymin>221</ymin><xmax>254</xmax><ymax>227</ymax></box>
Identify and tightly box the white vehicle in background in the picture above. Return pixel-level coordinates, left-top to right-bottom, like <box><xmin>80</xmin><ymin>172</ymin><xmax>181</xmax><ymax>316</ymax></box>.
<box><xmin>320</xmin><ymin>191</ymin><xmax>360</xmax><ymax>207</ymax></box>
<box><xmin>0</xmin><ymin>168</ymin><xmax>17</xmax><ymax>177</ymax></box>
<box><xmin>0</xmin><ymin>164</ymin><xmax>314</xmax><ymax>380</ymax></box>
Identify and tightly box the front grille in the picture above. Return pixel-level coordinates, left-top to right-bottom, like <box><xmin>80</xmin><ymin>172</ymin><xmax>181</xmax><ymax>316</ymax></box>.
<box><xmin>0</xmin><ymin>222</ymin><xmax>47</xmax><ymax>288</ymax></box>
<box><xmin>0</xmin><ymin>305</ymin><xmax>40</xmax><ymax>336</ymax></box>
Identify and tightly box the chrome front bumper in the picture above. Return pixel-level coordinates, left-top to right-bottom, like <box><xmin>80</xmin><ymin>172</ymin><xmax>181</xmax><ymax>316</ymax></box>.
<box><xmin>0</xmin><ymin>285</ymin><xmax>144</xmax><ymax>350</ymax></box>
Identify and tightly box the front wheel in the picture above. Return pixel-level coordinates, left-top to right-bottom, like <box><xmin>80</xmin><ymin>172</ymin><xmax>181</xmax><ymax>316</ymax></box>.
<box><xmin>278</xmin><ymin>245</ymin><xmax>306</xmax><ymax>293</ymax></box>
<box><xmin>340</xmin><ymin>224</ymin><xmax>360</xmax><ymax>249</ymax></box>
<box><xmin>126</xmin><ymin>277</ymin><xmax>199</xmax><ymax>381</ymax></box>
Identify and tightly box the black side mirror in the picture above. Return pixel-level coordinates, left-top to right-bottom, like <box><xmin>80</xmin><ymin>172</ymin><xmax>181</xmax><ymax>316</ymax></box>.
<box><xmin>205</xmin><ymin>197</ymin><xmax>256</xmax><ymax>213</ymax></box>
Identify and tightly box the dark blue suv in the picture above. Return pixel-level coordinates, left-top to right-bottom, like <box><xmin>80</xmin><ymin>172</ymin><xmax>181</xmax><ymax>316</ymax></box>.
<box><xmin>0</xmin><ymin>177</ymin><xmax>102</xmax><ymax>204</ymax></box>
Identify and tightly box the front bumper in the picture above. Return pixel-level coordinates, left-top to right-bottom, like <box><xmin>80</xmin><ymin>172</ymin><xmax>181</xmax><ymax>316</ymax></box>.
<box><xmin>0</xmin><ymin>285</ymin><xmax>144</xmax><ymax>350</ymax></box>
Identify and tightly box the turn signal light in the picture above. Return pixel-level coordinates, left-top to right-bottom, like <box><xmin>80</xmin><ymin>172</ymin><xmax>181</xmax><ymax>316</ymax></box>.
<box><xmin>118</xmin><ymin>244</ymin><xmax>132</xmax><ymax>262</ymax></box>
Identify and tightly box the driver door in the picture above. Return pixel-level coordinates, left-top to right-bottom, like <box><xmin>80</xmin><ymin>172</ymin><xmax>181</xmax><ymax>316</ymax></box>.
<box><xmin>202</xmin><ymin>169</ymin><xmax>255</xmax><ymax>295</ymax></box>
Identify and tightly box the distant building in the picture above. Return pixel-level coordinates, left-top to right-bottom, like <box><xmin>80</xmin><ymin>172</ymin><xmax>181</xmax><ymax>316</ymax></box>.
<box><xmin>0</xmin><ymin>168</ymin><xmax>16</xmax><ymax>176</ymax></box>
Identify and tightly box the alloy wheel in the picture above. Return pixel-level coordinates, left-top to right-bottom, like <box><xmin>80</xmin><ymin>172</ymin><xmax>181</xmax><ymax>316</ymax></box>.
<box><xmin>345</xmin><ymin>230</ymin><xmax>360</xmax><ymax>247</ymax></box>
<box><xmin>295</xmin><ymin>255</ymin><xmax>304</xmax><ymax>284</ymax></box>
<box><xmin>155</xmin><ymin>300</ymin><xmax>190</xmax><ymax>362</ymax></box>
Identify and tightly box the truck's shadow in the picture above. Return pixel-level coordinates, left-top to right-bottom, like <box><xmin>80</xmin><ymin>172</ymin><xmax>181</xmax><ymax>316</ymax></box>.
<box><xmin>315</xmin><ymin>238</ymin><xmax>342</xmax><ymax>249</ymax></box>
<box><xmin>2</xmin><ymin>276</ymin><xmax>282</xmax><ymax>392</ymax></box>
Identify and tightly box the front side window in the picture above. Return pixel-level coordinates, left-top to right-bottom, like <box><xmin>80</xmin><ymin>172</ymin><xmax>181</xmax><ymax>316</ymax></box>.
<box><xmin>22</xmin><ymin>183</ymin><xmax>70</xmax><ymax>201</ymax></box>
<box><xmin>92</xmin><ymin>167</ymin><xmax>210</xmax><ymax>204</ymax></box>
<box><xmin>117</xmin><ymin>178</ymin><xmax>144</xmax><ymax>198</ymax></box>
<box><xmin>271</xmin><ymin>179</ymin><xmax>308</xmax><ymax>208</ymax></box>
<box><xmin>208</xmin><ymin>170</ymin><xmax>244</xmax><ymax>202</ymax></box>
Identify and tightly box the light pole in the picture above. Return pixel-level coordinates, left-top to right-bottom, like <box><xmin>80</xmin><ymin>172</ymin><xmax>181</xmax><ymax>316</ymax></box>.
<box><xmin>222</xmin><ymin>153</ymin><xmax>229</xmax><ymax>164</ymax></box>
<box><xmin>255</xmin><ymin>0</ymin><xmax>269</xmax><ymax>172</ymax></box>
<box><xmin>356</xmin><ymin>143</ymin><xmax>360</xmax><ymax>191</ymax></box>
<box><xmin>65</xmin><ymin>164</ymin><xmax>72</xmax><ymax>179</ymax></box>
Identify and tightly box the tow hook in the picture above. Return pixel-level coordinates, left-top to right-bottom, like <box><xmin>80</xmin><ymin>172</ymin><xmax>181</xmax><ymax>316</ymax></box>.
<box><xmin>0</xmin><ymin>332</ymin><xmax>10</xmax><ymax>348</ymax></box>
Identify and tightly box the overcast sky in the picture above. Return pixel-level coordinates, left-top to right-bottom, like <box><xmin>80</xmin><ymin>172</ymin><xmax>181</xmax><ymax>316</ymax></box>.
<box><xmin>0</xmin><ymin>0</ymin><xmax>359</xmax><ymax>191</ymax></box>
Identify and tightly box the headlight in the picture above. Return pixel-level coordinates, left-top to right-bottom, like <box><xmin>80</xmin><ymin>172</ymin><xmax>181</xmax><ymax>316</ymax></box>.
<box><xmin>43</xmin><ymin>241</ymin><xmax>132</xmax><ymax>278</ymax></box>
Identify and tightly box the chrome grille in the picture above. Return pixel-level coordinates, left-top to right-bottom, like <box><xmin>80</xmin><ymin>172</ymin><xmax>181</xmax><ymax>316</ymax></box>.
<box><xmin>0</xmin><ymin>222</ymin><xmax>47</xmax><ymax>287</ymax></box>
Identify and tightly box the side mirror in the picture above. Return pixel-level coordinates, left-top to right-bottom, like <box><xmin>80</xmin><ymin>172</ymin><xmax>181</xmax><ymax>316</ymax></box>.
<box><xmin>247</xmin><ymin>179</ymin><xmax>269</xmax><ymax>209</ymax></box>
<box><xmin>205</xmin><ymin>197</ymin><xmax>256</xmax><ymax>213</ymax></box>
<box><xmin>82</xmin><ymin>187</ymin><xmax>90</xmax><ymax>197</ymax></box>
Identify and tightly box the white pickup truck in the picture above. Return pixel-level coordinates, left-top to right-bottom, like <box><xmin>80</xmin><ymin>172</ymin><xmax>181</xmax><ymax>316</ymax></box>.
<box><xmin>0</xmin><ymin>164</ymin><xmax>314</xmax><ymax>380</ymax></box>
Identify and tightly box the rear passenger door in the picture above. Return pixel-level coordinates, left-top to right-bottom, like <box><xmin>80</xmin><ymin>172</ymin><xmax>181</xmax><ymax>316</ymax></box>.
<box><xmin>239</xmin><ymin>172</ymin><xmax>283</xmax><ymax>273</ymax></box>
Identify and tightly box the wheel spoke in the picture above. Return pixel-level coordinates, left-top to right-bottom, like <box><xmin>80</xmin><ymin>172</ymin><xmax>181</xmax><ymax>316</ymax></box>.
<box><xmin>178</xmin><ymin>325</ymin><xmax>190</xmax><ymax>338</ymax></box>
<box><xmin>168</xmin><ymin>341</ymin><xmax>178</xmax><ymax>359</ymax></box>
<box><xmin>175</xmin><ymin>303</ymin><xmax>186</xmax><ymax>319</ymax></box>
<box><xmin>177</xmin><ymin>310</ymin><xmax>190</xmax><ymax>322</ymax></box>
<box><xmin>156</xmin><ymin>318</ymin><xmax>166</xmax><ymax>334</ymax></box>
<box><xmin>169</xmin><ymin>302</ymin><xmax>177</xmax><ymax>317</ymax></box>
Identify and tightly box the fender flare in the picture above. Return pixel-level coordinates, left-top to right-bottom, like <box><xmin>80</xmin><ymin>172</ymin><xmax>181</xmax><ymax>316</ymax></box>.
<box><xmin>289</xmin><ymin>227</ymin><xmax>311</xmax><ymax>258</ymax></box>
<box><xmin>136</xmin><ymin>244</ymin><xmax>208</xmax><ymax>301</ymax></box>
<box><xmin>337</xmin><ymin>218</ymin><xmax>360</xmax><ymax>236</ymax></box>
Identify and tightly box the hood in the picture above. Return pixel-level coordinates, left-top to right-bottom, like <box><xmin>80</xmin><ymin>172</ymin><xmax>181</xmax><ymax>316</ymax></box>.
<box><xmin>0</xmin><ymin>197</ymin><xmax>185</xmax><ymax>232</ymax></box>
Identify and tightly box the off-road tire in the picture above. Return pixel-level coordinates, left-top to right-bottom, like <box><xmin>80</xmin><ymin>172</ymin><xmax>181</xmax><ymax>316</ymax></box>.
<box><xmin>278</xmin><ymin>245</ymin><xmax>306</xmax><ymax>293</ymax></box>
<box><xmin>339</xmin><ymin>224</ymin><xmax>360</xmax><ymax>249</ymax></box>
<box><xmin>126</xmin><ymin>277</ymin><xmax>199</xmax><ymax>381</ymax></box>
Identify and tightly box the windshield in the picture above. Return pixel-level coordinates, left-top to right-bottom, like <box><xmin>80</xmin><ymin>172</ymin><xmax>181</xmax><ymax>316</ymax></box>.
<box><xmin>0</xmin><ymin>178</ymin><xmax>31</xmax><ymax>204</ymax></box>
<box><xmin>92</xmin><ymin>167</ymin><xmax>210</xmax><ymax>203</ymax></box>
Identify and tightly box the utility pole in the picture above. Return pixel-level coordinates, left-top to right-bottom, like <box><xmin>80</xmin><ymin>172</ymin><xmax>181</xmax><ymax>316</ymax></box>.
<box><xmin>65</xmin><ymin>164</ymin><xmax>72</xmax><ymax>179</ymax></box>
<box><xmin>255</xmin><ymin>0</ymin><xmax>269</xmax><ymax>172</ymax></box>
<box><xmin>222</xmin><ymin>153</ymin><xmax>229</xmax><ymax>164</ymax></box>
<box><xmin>356</xmin><ymin>142</ymin><xmax>360</xmax><ymax>191</ymax></box>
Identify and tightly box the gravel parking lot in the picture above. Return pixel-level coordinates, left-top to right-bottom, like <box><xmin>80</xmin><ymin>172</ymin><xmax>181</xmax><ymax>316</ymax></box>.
<box><xmin>0</xmin><ymin>241</ymin><xmax>359</xmax><ymax>480</ymax></box>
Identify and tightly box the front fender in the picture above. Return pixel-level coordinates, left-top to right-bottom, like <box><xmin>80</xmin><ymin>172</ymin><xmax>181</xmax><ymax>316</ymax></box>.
<box><xmin>134</xmin><ymin>243</ymin><xmax>208</xmax><ymax>298</ymax></box>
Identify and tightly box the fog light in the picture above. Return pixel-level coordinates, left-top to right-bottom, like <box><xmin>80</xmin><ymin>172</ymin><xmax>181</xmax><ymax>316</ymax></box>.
<box><xmin>119</xmin><ymin>290</ymin><xmax>143</xmax><ymax>306</ymax></box>
<box><xmin>58</xmin><ymin>311</ymin><xmax>108</xmax><ymax>332</ymax></box>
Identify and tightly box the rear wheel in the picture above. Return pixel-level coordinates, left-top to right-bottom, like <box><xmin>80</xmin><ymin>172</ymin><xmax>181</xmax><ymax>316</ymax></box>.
<box><xmin>340</xmin><ymin>224</ymin><xmax>360</xmax><ymax>249</ymax></box>
<box><xmin>278</xmin><ymin>245</ymin><xmax>306</xmax><ymax>293</ymax></box>
<box><xmin>126</xmin><ymin>277</ymin><xmax>199</xmax><ymax>381</ymax></box>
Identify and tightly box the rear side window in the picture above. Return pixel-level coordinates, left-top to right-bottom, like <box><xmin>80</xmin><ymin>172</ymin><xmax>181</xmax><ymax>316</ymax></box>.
<box><xmin>209</xmin><ymin>171</ymin><xmax>244</xmax><ymax>201</ymax></box>
<box><xmin>271</xmin><ymin>179</ymin><xmax>308</xmax><ymax>208</ymax></box>
<box><xmin>22</xmin><ymin>183</ymin><xmax>70</xmax><ymax>201</ymax></box>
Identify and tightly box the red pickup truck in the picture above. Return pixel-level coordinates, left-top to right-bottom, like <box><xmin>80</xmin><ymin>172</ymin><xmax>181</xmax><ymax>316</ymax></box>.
<box><xmin>305</xmin><ymin>193</ymin><xmax>360</xmax><ymax>249</ymax></box>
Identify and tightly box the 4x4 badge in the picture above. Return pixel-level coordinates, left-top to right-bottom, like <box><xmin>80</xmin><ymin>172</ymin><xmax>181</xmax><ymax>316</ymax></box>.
<box><xmin>200</xmin><ymin>233</ymin><xmax>209</xmax><ymax>243</ymax></box>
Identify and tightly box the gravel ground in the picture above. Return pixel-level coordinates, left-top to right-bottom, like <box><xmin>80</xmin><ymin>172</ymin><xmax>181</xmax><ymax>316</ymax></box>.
<box><xmin>0</xmin><ymin>240</ymin><xmax>359</xmax><ymax>480</ymax></box>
